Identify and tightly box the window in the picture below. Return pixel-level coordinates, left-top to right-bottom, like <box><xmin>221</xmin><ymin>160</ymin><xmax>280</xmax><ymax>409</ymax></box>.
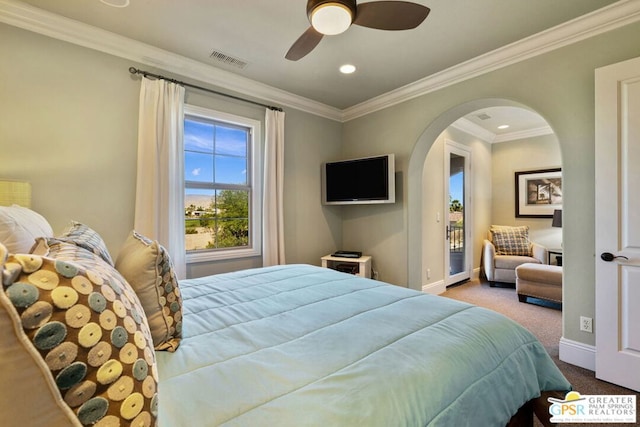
<box><xmin>184</xmin><ymin>105</ymin><xmax>261</xmax><ymax>262</ymax></box>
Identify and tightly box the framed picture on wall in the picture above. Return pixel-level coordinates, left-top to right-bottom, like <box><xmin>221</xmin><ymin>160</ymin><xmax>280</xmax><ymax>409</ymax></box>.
<box><xmin>515</xmin><ymin>168</ymin><xmax>562</xmax><ymax>217</ymax></box>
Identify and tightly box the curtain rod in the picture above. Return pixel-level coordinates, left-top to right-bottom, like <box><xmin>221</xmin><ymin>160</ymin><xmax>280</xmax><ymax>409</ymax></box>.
<box><xmin>128</xmin><ymin>67</ymin><xmax>283</xmax><ymax>112</ymax></box>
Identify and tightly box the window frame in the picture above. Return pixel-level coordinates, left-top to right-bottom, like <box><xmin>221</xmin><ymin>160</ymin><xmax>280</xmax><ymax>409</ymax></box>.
<box><xmin>184</xmin><ymin>104</ymin><xmax>262</xmax><ymax>263</ymax></box>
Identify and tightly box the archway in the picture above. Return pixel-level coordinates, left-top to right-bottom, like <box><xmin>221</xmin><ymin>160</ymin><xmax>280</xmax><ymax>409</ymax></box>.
<box><xmin>407</xmin><ymin>98</ymin><xmax>559</xmax><ymax>290</ymax></box>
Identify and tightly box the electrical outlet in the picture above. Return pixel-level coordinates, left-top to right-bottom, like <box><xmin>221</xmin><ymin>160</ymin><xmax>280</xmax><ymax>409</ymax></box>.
<box><xmin>426</xmin><ymin>268</ymin><xmax>431</xmax><ymax>280</ymax></box>
<box><xmin>580</xmin><ymin>316</ymin><xmax>593</xmax><ymax>333</ymax></box>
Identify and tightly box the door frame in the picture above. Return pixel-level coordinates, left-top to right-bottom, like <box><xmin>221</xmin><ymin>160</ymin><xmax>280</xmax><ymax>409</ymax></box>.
<box><xmin>444</xmin><ymin>139</ymin><xmax>472</xmax><ymax>286</ymax></box>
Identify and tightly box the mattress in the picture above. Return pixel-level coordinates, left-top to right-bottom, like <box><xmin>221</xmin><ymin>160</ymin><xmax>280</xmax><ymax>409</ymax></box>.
<box><xmin>156</xmin><ymin>264</ymin><xmax>570</xmax><ymax>426</ymax></box>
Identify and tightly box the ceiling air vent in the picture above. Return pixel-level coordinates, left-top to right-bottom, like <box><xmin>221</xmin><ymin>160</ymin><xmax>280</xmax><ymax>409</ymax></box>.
<box><xmin>476</xmin><ymin>113</ymin><xmax>492</xmax><ymax>120</ymax></box>
<box><xmin>209</xmin><ymin>50</ymin><xmax>248</xmax><ymax>70</ymax></box>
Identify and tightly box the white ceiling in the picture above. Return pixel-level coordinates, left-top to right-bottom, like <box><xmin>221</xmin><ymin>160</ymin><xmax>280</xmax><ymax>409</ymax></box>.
<box><xmin>455</xmin><ymin>106</ymin><xmax>553</xmax><ymax>143</ymax></box>
<box><xmin>8</xmin><ymin>0</ymin><xmax>627</xmax><ymax>135</ymax></box>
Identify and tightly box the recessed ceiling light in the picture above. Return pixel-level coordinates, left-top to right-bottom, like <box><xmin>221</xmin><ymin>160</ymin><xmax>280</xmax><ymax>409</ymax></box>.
<box><xmin>100</xmin><ymin>0</ymin><xmax>130</xmax><ymax>7</ymax></box>
<box><xmin>497</xmin><ymin>124</ymin><xmax>510</xmax><ymax>130</ymax></box>
<box><xmin>340</xmin><ymin>64</ymin><xmax>356</xmax><ymax>74</ymax></box>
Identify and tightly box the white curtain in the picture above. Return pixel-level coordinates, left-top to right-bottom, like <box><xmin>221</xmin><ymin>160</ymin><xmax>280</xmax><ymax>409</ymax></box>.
<box><xmin>134</xmin><ymin>77</ymin><xmax>187</xmax><ymax>279</ymax></box>
<box><xmin>263</xmin><ymin>109</ymin><xmax>286</xmax><ymax>266</ymax></box>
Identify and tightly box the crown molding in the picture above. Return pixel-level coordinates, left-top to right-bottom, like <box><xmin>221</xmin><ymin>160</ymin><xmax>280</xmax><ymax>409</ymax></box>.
<box><xmin>342</xmin><ymin>0</ymin><xmax>640</xmax><ymax>121</ymax></box>
<box><xmin>2</xmin><ymin>0</ymin><xmax>640</xmax><ymax>124</ymax></box>
<box><xmin>0</xmin><ymin>0</ymin><xmax>343</xmax><ymax>122</ymax></box>
<box><xmin>451</xmin><ymin>118</ymin><xmax>555</xmax><ymax>143</ymax></box>
<box><xmin>493</xmin><ymin>125</ymin><xmax>555</xmax><ymax>143</ymax></box>
<box><xmin>450</xmin><ymin>118</ymin><xmax>496</xmax><ymax>142</ymax></box>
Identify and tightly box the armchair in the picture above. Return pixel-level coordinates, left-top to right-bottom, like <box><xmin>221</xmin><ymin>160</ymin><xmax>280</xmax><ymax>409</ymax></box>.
<box><xmin>481</xmin><ymin>225</ymin><xmax>548</xmax><ymax>286</ymax></box>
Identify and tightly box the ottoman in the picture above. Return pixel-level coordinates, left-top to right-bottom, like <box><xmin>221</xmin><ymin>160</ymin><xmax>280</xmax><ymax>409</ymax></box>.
<box><xmin>515</xmin><ymin>263</ymin><xmax>563</xmax><ymax>305</ymax></box>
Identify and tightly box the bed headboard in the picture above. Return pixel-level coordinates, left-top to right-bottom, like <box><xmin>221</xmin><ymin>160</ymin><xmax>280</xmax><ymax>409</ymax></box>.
<box><xmin>0</xmin><ymin>180</ymin><xmax>31</xmax><ymax>207</ymax></box>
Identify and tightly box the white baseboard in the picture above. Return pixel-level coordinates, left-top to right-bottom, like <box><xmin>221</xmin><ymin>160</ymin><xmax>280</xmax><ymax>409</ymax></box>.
<box><xmin>559</xmin><ymin>337</ymin><xmax>596</xmax><ymax>371</ymax></box>
<box><xmin>422</xmin><ymin>280</ymin><xmax>445</xmax><ymax>295</ymax></box>
<box><xmin>422</xmin><ymin>270</ymin><xmax>479</xmax><ymax>295</ymax></box>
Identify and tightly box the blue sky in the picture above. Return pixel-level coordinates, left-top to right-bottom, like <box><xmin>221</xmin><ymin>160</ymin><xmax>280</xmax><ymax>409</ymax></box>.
<box><xmin>184</xmin><ymin>119</ymin><xmax>247</xmax><ymax>188</ymax></box>
<box><xmin>450</xmin><ymin>172</ymin><xmax>463</xmax><ymax>204</ymax></box>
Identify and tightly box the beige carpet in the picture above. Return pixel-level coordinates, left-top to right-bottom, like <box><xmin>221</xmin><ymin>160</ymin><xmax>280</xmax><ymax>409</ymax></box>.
<box><xmin>442</xmin><ymin>279</ymin><xmax>639</xmax><ymax>427</ymax></box>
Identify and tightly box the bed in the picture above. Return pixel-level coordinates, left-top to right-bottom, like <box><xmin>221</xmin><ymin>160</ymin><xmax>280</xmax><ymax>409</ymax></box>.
<box><xmin>156</xmin><ymin>264</ymin><xmax>570</xmax><ymax>426</ymax></box>
<box><xmin>0</xmin><ymin>206</ymin><xmax>570</xmax><ymax>427</ymax></box>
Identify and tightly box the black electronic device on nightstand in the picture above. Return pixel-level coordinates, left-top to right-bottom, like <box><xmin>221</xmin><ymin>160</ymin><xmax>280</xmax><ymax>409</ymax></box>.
<box><xmin>332</xmin><ymin>250</ymin><xmax>362</xmax><ymax>258</ymax></box>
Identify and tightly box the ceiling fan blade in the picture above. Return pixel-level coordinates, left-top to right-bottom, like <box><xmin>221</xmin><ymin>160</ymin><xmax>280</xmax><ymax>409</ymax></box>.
<box><xmin>285</xmin><ymin>26</ymin><xmax>324</xmax><ymax>61</ymax></box>
<box><xmin>353</xmin><ymin>1</ymin><xmax>430</xmax><ymax>30</ymax></box>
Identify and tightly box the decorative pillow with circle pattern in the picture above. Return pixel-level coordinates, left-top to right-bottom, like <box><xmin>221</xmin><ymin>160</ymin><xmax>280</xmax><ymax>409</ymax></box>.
<box><xmin>54</xmin><ymin>221</ymin><xmax>115</xmax><ymax>266</ymax></box>
<box><xmin>0</xmin><ymin>242</ymin><xmax>158</xmax><ymax>426</ymax></box>
<box><xmin>33</xmin><ymin>238</ymin><xmax>132</xmax><ymax>305</ymax></box>
<box><xmin>115</xmin><ymin>231</ymin><xmax>182</xmax><ymax>352</ymax></box>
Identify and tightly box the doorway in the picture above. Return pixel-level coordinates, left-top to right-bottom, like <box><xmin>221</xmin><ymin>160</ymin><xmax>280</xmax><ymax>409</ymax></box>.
<box><xmin>412</xmin><ymin>99</ymin><xmax>559</xmax><ymax>295</ymax></box>
<box><xmin>445</xmin><ymin>140</ymin><xmax>471</xmax><ymax>286</ymax></box>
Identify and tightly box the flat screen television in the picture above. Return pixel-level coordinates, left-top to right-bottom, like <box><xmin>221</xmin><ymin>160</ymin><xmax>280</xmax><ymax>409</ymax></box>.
<box><xmin>322</xmin><ymin>154</ymin><xmax>395</xmax><ymax>205</ymax></box>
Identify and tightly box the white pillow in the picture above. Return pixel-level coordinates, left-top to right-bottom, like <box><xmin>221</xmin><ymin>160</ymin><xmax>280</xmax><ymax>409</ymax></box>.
<box><xmin>0</xmin><ymin>205</ymin><xmax>54</xmax><ymax>253</ymax></box>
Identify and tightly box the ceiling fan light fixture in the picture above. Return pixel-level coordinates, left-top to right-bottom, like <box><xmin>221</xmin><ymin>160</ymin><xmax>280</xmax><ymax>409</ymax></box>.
<box><xmin>310</xmin><ymin>2</ymin><xmax>354</xmax><ymax>35</ymax></box>
<box><xmin>288</xmin><ymin>0</ymin><xmax>427</xmax><ymax>61</ymax></box>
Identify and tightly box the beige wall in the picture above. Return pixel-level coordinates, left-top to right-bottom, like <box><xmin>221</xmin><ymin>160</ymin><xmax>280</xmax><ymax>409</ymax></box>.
<box><xmin>0</xmin><ymin>23</ymin><xmax>343</xmax><ymax>277</ymax></box>
<box><xmin>491</xmin><ymin>134</ymin><xmax>563</xmax><ymax>250</ymax></box>
<box><xmin>0</xmin><ymin>25</ymin><xmax>140</xmax><ymax>252</ymax></box>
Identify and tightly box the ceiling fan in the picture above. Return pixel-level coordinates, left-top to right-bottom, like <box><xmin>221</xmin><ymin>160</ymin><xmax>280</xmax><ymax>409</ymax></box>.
<box><xmin>285</xmin><ymin>0</ymin><xmax>430</xmax><ymax>61</ymax></box>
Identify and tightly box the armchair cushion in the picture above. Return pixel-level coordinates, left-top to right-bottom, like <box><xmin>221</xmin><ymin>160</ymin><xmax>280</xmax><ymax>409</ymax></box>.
<box><xmin>490</xmin><ymin>225</ymin><xmax>531</xmax><ymax>256</ymax></box>
<box><xmin>495</xmin><ymin>255</ymin><xmax>541</xmax><ymax>270</ymax></box>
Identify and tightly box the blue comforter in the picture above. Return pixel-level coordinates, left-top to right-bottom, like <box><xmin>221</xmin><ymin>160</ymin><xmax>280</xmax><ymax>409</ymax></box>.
<box><xmin>156</xmin><ymin>264</ymin><xmax>570</xmax><ymax>426</ymax></box>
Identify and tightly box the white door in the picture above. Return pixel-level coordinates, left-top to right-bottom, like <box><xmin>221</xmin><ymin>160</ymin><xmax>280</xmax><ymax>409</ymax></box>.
<box><xmin>444</xmin><ymin>140</ymin><xmax>472</xmax><ymax>286</ymax></box>
<box><xmin>595</xmin><ymin>55</ymin><xmax>640</xmax><ymax>392</ymax></box>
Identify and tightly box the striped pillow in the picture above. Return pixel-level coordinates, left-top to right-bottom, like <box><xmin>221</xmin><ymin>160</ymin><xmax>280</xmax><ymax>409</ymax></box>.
<box><xmin>56</xmin><ymin>221</ymin><xmax>114</xmax><ymax>266</ymax></box>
